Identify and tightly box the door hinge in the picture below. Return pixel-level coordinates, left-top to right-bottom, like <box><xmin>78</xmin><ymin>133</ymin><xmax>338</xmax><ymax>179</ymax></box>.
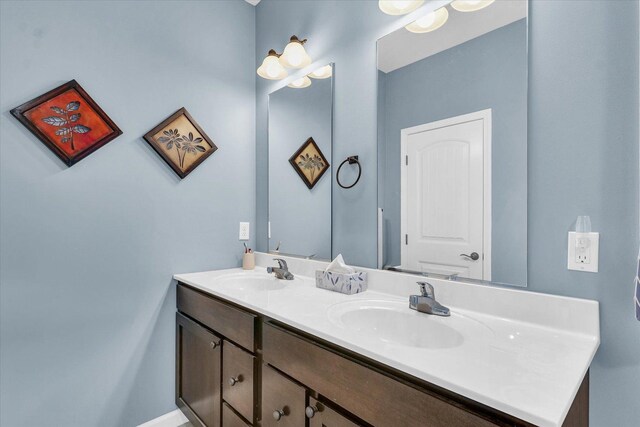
<box><xmin>405</xmin><ymin>234</ymin><xmax>408</xmax><ymax>245</ymax></box>
<box><xmin>405</xmin><ymin>155</ymin><xmax>408</xmax><ymax>166</ymax></box>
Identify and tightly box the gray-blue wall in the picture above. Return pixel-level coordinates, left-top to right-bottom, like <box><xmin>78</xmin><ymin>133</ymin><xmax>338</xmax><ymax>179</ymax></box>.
<box><xmin>0</xmin><ymin>1</ymin><xmax>255</xmax><ymax>426</ymax></box>
<box><xmin>256</xmin><ymin>0</ymin><xmax>639</xmax><ymax>425</ymax></box>
<box><xmin>269</xmin><ymin>78</ymin><xmax>333</xmax><ymax>259</ymax></box>
<box><xmin>379</xmin><ymin>19</ymin><xmax>528</xmax><ymax>285</ymax></box>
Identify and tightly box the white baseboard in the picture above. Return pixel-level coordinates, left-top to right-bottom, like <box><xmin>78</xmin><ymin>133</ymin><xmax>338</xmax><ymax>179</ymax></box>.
<box><xmin>137</xmin><ymin>409</ymin><xmax>188</xmax><ymax>427</ymax></box>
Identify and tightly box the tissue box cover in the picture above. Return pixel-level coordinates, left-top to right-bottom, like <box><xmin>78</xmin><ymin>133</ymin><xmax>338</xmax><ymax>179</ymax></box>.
<box><xmin>315</xmin><ymin>270</ymin><xmax>368</xmax><ymax>295</ymax></box>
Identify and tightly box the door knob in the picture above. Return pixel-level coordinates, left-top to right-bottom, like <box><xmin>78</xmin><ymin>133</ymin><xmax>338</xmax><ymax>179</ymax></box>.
<box><xmin>209</xmin><ymin>341</ymin><xmax>219</xmax><ymax>349</ymax></box>
<box><xmin>273</xmin><ymin>409</ymin><xmax>285</xmax><ymax>421</ymax></box>
<box><xmin>305</xmin><ymin>405</ymin><xmax>318</xmax><ymax>418</ymax></box>
<box><xmin>228</xmin><ymin>376</ymin><xmax>241</xmax><ymax>386</ymax></box>
<box><xmin>460</xmin><ymin>252</ymin><xmax>480</xmax><ymax>261</ymax></box>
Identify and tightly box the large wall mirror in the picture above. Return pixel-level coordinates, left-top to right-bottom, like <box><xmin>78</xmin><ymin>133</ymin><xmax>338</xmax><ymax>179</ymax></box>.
<box><xmin>268</xmin><ymin>64</ymin><xmax>334</xmax><ymax>260</ymax></box>
<box><xmin>377</xmin><ymin>0</ymin><xmax>528</xmax><ymax>286</ymax></box>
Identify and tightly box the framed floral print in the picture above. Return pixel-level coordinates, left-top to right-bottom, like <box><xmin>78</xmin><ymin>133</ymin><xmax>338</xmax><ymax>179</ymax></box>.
<box><xmin>143</xmin><ymin>107</ymin><xmax>218</xmax><ymax>179</ymax></box>
<box><xmin>10</xmin><ymin>80</ymin><xmax>122</xmax><ymax>166</ymax></box>
<box><xmin>288</xmin><ymin>137</ymin><xmax>330</xmax><ymax>189</ymax></box>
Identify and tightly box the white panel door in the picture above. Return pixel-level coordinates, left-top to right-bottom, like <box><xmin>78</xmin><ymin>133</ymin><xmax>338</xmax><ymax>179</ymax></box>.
<box><xmin>401</xmin><ymin>111</ymin><xmax>489</xmax><ymax>279</ymax></box>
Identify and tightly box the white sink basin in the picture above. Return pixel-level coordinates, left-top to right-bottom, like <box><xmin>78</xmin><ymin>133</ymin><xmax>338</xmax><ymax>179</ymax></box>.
<box><xmin>327</xmin><ymin>299</ymin><xmax>492</xmax><ymax>349</ymax></box>
<box><xmin>217</xmin><ymin>273</ymin><xmax>288</xmax><ymax>292</ymax></box>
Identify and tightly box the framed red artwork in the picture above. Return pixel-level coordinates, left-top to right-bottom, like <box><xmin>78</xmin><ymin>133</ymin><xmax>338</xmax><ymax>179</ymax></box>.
<box><xmin>10</xmin><ymin>80</ymin><xmax>122</xmax><ymax>166</ymax></box>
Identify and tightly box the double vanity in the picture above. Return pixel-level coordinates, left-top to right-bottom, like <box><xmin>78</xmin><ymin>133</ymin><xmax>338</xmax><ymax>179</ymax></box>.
<box><xmin>174</xmin><ymin>253</ymin><xmax>599</xmax><ymax>427</ymax></box>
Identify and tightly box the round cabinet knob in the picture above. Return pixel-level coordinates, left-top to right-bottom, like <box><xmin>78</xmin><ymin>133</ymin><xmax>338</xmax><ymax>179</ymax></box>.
<box><xmin>273</xmin><ymin>409</ymin><xmax>285</xmax><ymax>421</ymax></box>
<box><xmin>209</xmin><ymin>341</ymin><xmax>218</xmax><ymax>349</ymax></box>
<box><xmin>305</xmin><ymin>405</ymin><xmax>318</xmax><ymax>419</ymax></box>
<box><xmin>228</xmin><ymin>376</ymin><xmax>241</xmax><ymax>386</ymax></box>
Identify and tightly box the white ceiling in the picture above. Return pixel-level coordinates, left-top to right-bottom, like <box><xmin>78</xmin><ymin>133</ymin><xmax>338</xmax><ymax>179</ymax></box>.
<box><xmin>378</xmin><ymin>0</ymin><xmax>527</xmax><ymax>73</ymax></box>
<box><xmin>245</xmin><ymin>0</ymin><xmax>261</xmax><ymax>6</ymax></box>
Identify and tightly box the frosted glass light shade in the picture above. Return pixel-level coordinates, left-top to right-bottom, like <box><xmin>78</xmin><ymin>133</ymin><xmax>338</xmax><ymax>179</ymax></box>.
<box><xmin>450</xmin><ymin>0</ymin><xmax>495</xmax><ymax>12</ymax></box>
<box><xmin>257</xmin><ymin>50</ymin><xmax>287</xmax><ymax>80</ymax></box>
<box><xmin>405</xmin><ymin>7</ymin><xmax>449</xmax><ymax>33</ymax></box>
<box><xmin>378</xmin><ymin>0</ymin><xmax>425</xmax><ymax>15</ymax></box>
<box><xmin>309</xmin><ymin>65</ymin><xmax>332</xmax><ymax>79</ymax></box>
<box><xmin>288</xmin><ymin>76</ymin><xmax>312</xmax><ymax>89</ymax></box>
<box><xmin>279</xmin><ymin>36</ymin><xmax>312</xmax><ymax>69</ymax></box>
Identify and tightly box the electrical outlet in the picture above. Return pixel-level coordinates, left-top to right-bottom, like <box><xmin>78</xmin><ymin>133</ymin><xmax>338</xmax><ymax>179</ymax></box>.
<box><xmin>568</xmin><ymin>232</ymin><xmax>599</xmax><ymax>272</ymax></box>
<box><xmin>239</xmin><ymin>222</ymin><xmax>250</xmax><ymax>241</ymax></box>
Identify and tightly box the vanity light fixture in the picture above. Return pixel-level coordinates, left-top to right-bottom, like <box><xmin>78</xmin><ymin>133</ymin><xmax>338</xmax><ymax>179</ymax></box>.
<box><xmin>279</xmin><ymin>35</ymin><xmax>312</xmax><ymax>69</ymax></box>
<box><xmin>309</xmin><ymin>65</ymin><xmax>332</xmax><ymax>79</ymax></box>
<box><xmin>405</xmin><ymin>7</ymin><xmax>449</xmax><ymax>33</ymax></box>
<box><xmin>287</xmin><ymin>76</ymin><xmax>312</xmax><ymax>89</ymax></box>
<box><xmin>378</xmin><ymin>0</ymin><xmax>425</xmax><ymax>15</ymax></box>
<box><xmin>450</xmin><ymin>0</ymin><xmax>495</xmax><ymax>12</ymax></box>
<box><xmin>257</xmin><ymin>49</ymin><xmax>288</xmax><ymax>80</ymax></box>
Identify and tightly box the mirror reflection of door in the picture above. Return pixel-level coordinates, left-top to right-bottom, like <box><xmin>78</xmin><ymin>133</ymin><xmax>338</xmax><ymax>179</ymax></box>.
<box><xmin>401</xmin><ymin>111</ymin><xmax>491</xmax><ymax>280</ymax></box>
<box><xmin>376</xmin><ymin>0</ymin><xmax>528</xmax><ymax>286</ymax></box>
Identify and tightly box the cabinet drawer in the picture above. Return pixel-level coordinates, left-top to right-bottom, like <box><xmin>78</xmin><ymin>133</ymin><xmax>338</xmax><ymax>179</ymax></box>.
<box><xmin>263</xmin><ymin>323</ymin><xmax>496</xmax><ymax>427</ymax></box>
<box><xmin>222</xmin><ymin>403</ymin><xmax>251</xmax><ymax>427</ymax></box>
<box><xmin>307</xmin><ymin>397</ymin><xmax>362</xmax><ymax>427</ymax></box>
<box><xmin>261</xmin><ymin>365</ymin><xmax>306</xmax><ymax>427</ymax></box>
<box><xmin>177</xmin><ymin>283</ymin><xmax>256</xmax><ymax>351</ymax></box>
<box><xmin>222</xmin><ymin>341</ymin><xmax>255</xmax><ymax>422</ymax></box>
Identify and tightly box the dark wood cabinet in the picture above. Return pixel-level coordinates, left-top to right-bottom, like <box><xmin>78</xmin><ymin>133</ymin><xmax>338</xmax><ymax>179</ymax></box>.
<box><xmin>222</xmin><ymin>340</ymin><xmax>255</xmax><ymax>423</ymax></box>
<box><xmin>306</xmin><ymin>397</ymin><xmax>362</xmax><ymax>427</ymax></box>
<box><xmin>176</xmin><ymin>312</ymin><xmax>222</xmax><ymax>427</ymax></box>
<box><xmin>222</xmin><ymin>403</ymin><xmax>251</xmax><ymax>427</ymax></box>
<box><xmin>176</xmin><ymin>283</ymin><xmax>588</xmax><ymax>427</ymax></box>
<box><xmin>260</xmin><ymin>365</ymin><xmax>307</xmax><ymax>427</ymax></box>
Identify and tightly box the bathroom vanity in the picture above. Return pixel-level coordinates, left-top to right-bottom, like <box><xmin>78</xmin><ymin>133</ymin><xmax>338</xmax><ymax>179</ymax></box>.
<box><xmin>174</xmin><ymin>254</ymin><xmax>598</xmax><ymax>427</ymax></box>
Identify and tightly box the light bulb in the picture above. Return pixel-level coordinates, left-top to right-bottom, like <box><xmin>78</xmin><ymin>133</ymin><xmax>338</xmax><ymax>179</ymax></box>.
<box><xmin>415</xmin><ymin>12</ymin><xmax>436</xmax><ymax>28</ymax></box>
<box><xmin>279</xmin><ymin>36</ymin><xmax>312</xmax><ymax>69</ymax></box>
<box><xmin>266</xmin><ymin>60</ymin><xmax>280</xmax><ymax>78</ymax></box>
<box><xmin>286</xmin><ymin>45</ymin><xmax>304</xmax><ymax>66</ymax></box>
<box><xmin>405</xmin><ymin>7</ymin><xmax>448</xmax><ymax>33</ymax></box>
<box><xmin>287</xmin><ymin>76</ymin><xmax>311</xmax><ymax>89</ymax></box>
<box><xmin>378</xmin><ymin>0</ymin><xmax>425</xmax><ymax>16</ymax></box>
<box><xmin>309</xmin><ymin>65</ymin><xmax>332</xmax><ymax>79</ymax></box>
<box><xmin>257</xmin><ymin>50</ymin><xmax>287</xmax><ymax>80</ymax></box>
<box><xmin>450</xmin><ymin>0</ymin><xmax>495</xmax><ymax>12</ymax></box>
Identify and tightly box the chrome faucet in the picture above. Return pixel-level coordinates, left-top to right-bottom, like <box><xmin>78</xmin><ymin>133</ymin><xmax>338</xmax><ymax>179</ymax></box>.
<box><xmin>409</xmin><ymin>282</ymin><xmax>450</xmax><ymax>316</ymax></box>
<box><xmin>267</xmin><ymin>258</ymin><xmax>294</xmax><ymax>280</ymax></box>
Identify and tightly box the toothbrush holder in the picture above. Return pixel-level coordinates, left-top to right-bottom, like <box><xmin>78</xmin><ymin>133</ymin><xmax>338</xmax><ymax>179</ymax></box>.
<box><xmin>242</xmin><ymin>252</ymin><xmax>255</xmax><ymax>270</ymax></box>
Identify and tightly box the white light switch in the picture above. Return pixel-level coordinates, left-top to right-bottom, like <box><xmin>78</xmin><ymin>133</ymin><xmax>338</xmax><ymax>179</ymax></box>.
<box><xmin>568</xmin><ymin>232</ymin><xmax>599</xmax><ymax>273</ymax></box>
<box><xmin>239</xmin><ymin>222</ymin><xmax>250</xmax><ymax>241</ymax></box>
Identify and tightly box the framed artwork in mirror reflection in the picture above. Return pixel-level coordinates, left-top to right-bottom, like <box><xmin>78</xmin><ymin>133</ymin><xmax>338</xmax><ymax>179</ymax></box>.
<box><xmin>289</xmin><ymin>137</ymin><xmax>330</xmax><ymax>189</ymax></box>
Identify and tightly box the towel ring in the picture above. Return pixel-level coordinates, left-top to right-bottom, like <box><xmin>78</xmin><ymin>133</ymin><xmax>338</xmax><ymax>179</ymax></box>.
<box><xmin>336</xmin><ymin>155</ymin><xmax>362</xmax><ymax>189</ymax></box>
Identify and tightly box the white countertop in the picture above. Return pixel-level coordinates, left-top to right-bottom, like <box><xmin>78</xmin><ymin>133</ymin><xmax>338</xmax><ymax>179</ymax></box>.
<box><xmin>175</xmin><ymin>257</ymin><xmax>599</xmax><ymax>427</ymax></box>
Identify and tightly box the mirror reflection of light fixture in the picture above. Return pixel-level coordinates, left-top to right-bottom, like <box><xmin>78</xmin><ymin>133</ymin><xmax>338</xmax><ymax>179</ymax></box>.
<box><xmin>405</xmin><ymin>7</ymin><xmax>449</xmax><ymax>33</ymax></box>
<box><xmin>279</xmin><ymin>36</ymin><xmax>312</xmax><ymax>69</ymax></box>
<box><xmin>378</xmin><ymin>0</ymin><xmax>425</xmax><ymax>15</ymax></box>
<box><xmin>288</xmin><ymin>76</ymin><xmax>312</xmax><ymax>89</ymax></box>
<box><xmin>309</xmin><ymin>65</ymin><xmax>332</xmax><ymax>79</ymax></box>
<box><xmin>257</xmin><ymin>49</ymin><xmax>288</xmax><ymax>80</ymax></box>
<box><xmin>450</xmin><ymin>0</ymin><xmax>495</xmax><ymax>12</ymax></box>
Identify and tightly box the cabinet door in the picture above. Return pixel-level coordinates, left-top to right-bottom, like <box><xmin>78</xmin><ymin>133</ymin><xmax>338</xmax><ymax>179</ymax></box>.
<box><xmin>261</xmin><ymin>365</ymin><xmax>306</xmax><ymax>427</ymax></box>
<box><xmin>306</xmin><ymin>397</ymin><xmax>362</xmax><ymax>427</ymax></box>
<box><xmin>176</xmin><ymin>313</ymin><xmax>222</xmax><ymax>427</ymax></box>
